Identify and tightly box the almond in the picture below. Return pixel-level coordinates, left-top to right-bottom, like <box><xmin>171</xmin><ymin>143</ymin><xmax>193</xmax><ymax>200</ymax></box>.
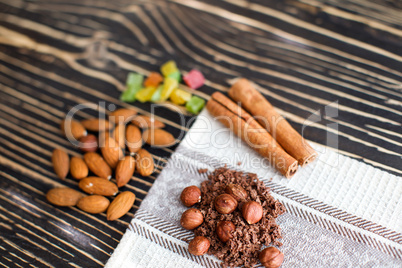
<box><xmin>115</xmin><ymin>156</ymin><xmax>135</xmax><ymax>187</ymax></box>
<box><xmin>109</xmin><ymin>108</ymin><xmax>137</xmax><ymax>124</ymax></box>
<box><xmin>126</xmin><ymin>124</ymin><xmax>142</xmax><ymax>153</ymax></box>
<box><xmin>131</xmin><ymin>115</ymin><xmax>165</xmax><ymax>129</ymax></box>
<box><xmin>100</xmin><ymin>136</ymin><xmax>124</xmax><ymax>169</ymax></box>
<box><xmin>79</xmin><ymin>134</ymin><xmax>98</xmax><ymax>152</ymax></box>
<box><xmin>77</xmin><ymin>195</ymin><xmax>110</xmax><ymax>214</ymax></box>
<box><xmin>60</xmin><ymin>119</ymin><xmax>87</xmax><ymax>140</ymax></box>
<box><xmin>142</xmin><ymin>128</ymin><xmax>176</xmax><ymax>147</ymax></box>
<box><xmin>46</xmin><ymin>187</ymin><xmax>84</xmax><ymax>206</ymax></box>
<box><xmin>112</xmin><ymin>124</ymin><xmax>126</xmax><ymax>149</ymax></box>
<box><xmin>78</xmin><ymin>177</ymin><xmax>118</xmax><ymax>196</ymax></box>
<box><xmin>81</xmin><ymin>119</ymin><xmax>112</xmax><ymax>132</ymax></box>
<box><xmin>98</xmin><ymin>131</ymin><xmax>110</xmax><ymax>148</ymax></box>
<box><xmin>135</xmin><ymin>149</ymin><xmax>154</xmax><ymax>176</ymax></box>
<box><xmin>70</xmin><ymin>156</ymin><xmax>88</xmax><ymax>179</ymax></box>
<box><xmin>107</xmin><ymin>191</ymin><xmax>135</xmax><ymax>221</ymax></box>
<box><xmin>52</xmin><ymin>148</ymin><xmax>69</xmax><ymax>180</ymax></box>
<box><xmin>83</xmin><ymin>152</ymin><xmax>112</xmax><ymax>179</ymax></box>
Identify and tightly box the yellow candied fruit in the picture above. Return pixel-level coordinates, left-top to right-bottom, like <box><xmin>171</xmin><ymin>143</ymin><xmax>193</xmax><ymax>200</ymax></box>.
<box><xmin>160</xmin><ymin>60</ymin><xmax>178</xmax><ymax>77</ymax></box>
<box><xmin>160</xmin><ymin>77</ymin><xmax>178</xmax><ymax>101</ymax></box>
<box><xmin>170</xmin><ymin>89</ymin><xmax>192</xmax><ymax>105</ymax></box>
<box><xmin>135</xmin><ymin>86</ymin><xmax>157</xmax><ymax>103</ymax></box>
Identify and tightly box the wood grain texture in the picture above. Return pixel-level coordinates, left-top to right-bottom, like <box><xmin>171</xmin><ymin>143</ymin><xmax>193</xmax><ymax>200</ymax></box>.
<box><xmin>0</xmin><ymin>0</ymin><xmax>401</xmax><ymax>266</ymax></box>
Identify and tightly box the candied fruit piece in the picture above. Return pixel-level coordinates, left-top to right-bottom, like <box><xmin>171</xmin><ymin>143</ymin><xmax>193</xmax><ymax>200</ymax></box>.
<box><xmin>136</xmin><ymin>86</ymin><xmax>158</xmax><ymax>103</ymax></box>
<box><xmin>160</xmin><ymin>60</ymin><xmax>178</xmax><ymax>77</ymax></box>
<box><xmin>186</xmin><ymin>96</ymin><xmax>205</xmax><ymax>114</ymax></box>
<box><xmin>120</xmin><ymin>73</ymin><xmax>144</xmax><ymax>102</ymax></box>
<box><xmin>144</xmin><ymin>72</ymin><xmax>163</xmax><ymax>87</ymax></box>
<box><xmin>183</xmin><ymin>69</ymin><xmax>204</xmax><ymax>89</ymax></box>
<box><xmin>160</xmin><ymin>77</ymin><xmax>178</xmax><ymax>101</ymax></box>
<box><xmin>167</xmin><ymin>70</ymin><xmax>181</xmax><ymax>82</ymax></box>
<box><xmin>150</xmin><ymin>85</ymin><xmax>164</xmax><ymax>102</ymax></box>
<box><xmin>170</xmin><ymin>88</ymin><xmax>192</xmax><ymax>105</ymax></box>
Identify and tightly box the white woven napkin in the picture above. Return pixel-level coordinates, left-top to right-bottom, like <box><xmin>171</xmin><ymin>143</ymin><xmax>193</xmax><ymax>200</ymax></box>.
<box><xmin>106</xmin><ymin>110</ymin><xmax>402</xmax><ymax>268</ymax></box>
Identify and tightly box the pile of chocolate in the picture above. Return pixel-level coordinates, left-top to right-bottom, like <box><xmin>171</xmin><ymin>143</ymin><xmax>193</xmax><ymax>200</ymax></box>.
<box><xmin>179</xmin><ymin>167</ymin><xmax>286</xmax><ymax>268</ymax></box>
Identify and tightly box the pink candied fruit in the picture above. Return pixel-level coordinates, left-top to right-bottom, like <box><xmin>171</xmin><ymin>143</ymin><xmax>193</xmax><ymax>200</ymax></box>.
<box><xmin>183</xmin><ymin>69</ymin><xmax>205</xmax><ymax>89</ymax></box>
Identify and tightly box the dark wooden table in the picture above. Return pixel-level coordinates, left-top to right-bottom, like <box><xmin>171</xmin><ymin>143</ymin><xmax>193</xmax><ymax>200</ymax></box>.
<box><xmin>0</xmin><ymin>0</ymin><xmax>401</xmax><ymax>267</ymax></box>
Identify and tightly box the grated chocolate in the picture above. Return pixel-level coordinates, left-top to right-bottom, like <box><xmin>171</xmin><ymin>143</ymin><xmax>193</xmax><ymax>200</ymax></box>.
<box><xmin>193</xmin><ymin>167</ymin><xmax>285</xmax><ymax>267</ymax></box>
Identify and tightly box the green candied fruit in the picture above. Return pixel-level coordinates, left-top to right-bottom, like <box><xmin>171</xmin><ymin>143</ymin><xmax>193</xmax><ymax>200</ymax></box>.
<box><xmin>120</xmin><ymin>73</ymin><xmax>144</xmax><ymax>102</ymax></box>
<box><xmin>167</xmin><ymin>70</ymin><xmax>181</xmax><ymax>82</ymax></box>
<box><xmin>150</xmin><ymin>85</ymin><xmax>164</xmax><ymax>102</ymax></box>
<box><xmin>126</xmin><ymin>72</ymin><xmax>143</xmax><ymax>87</ymax></box>
<box><xmin>186</xmin><ymin>96</ymin><xmax>205</xmax><ymax>114</ymax></box>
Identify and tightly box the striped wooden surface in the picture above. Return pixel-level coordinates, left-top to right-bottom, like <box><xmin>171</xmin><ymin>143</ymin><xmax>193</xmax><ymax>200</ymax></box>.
<box><xmin>0</xmin><ymin>0</ymin><xmax>401</xmax><ymax>266</ymax></box>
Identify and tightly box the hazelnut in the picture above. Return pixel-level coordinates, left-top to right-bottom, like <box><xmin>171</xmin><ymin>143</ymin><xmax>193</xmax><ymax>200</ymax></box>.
<box><xmin>180</xmin><ymin>208</ymin><xmax>203</xmax><ymax>230</ymax></box>
<box><xmin>216</xmin><ymin>220</ymin><xmax>235</xmax><ymax>242</ymax></box>
<box><xmin>188</xmin><ymin>236</ymin><xmax>210</xmax><ymax>256</ymax></box>
<box><xmin>180</xmin><ymin>186</ymin><xmax>201</xmax><ymax>207</ymax></box>
<box><xmin>225</xmin><ymin>184</ymin><xmax>248</xmax><ymax>201</ymax></box>
<box><xmin>79</xmin><ymin>134</ymin><xmax>98</xmax><ymax>152</ymax></box>
<box><xmin>259</xmin><ymin>247</ymin><xmax>284</xmax><ymax>268</ymax></box>
<box><xmin>242</xmin><ymin>201</ymin><xmax>263</xmax><ymax>224</ymax></box>
<box><xmin>214</xmin><ymin>194</ymin><xmax>238</xmax><ymax>214</ymax></box>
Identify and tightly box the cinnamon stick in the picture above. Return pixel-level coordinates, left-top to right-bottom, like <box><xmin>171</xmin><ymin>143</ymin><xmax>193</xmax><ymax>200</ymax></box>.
<box><xmin>207</xmin><ymin>92</ymin><xmax>298</xmax><ymax>178</ymax></box>
<box><xmin>228</xmin><ymin>79</ymin><xmax>317</xmax><ymax>166</ymax></box>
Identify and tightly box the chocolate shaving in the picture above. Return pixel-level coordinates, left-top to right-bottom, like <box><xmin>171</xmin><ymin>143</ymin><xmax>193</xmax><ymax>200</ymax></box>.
<box><xmin>198</xmin><ymin>168</ymin><xmax>209</xmax><ymax>174</ymax></box>
<box><xmin>193</xmin><ymin>167</ymin><xmax>285</xmax><ymax>267</ymax></box>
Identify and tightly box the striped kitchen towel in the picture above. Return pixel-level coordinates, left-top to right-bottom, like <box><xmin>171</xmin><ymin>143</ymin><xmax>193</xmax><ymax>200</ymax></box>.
<box><xmin>106</xmin><ymin>110</ymin><xmax>402</xmax><ymax>268</ymax></box>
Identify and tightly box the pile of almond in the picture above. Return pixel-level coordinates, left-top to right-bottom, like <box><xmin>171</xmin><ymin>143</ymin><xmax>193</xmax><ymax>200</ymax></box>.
<box><xmin>48</xmin><ymin>108</ymin><xmax>176</xmax><ymax>221</ymax></box>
